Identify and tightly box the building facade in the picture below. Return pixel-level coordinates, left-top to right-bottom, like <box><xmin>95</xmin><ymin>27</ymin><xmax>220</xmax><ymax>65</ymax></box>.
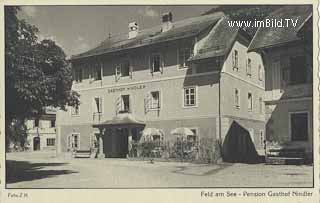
<box><xmin>56</xmin><ymin>12</ymin><xmax>265</xmax><ymax>159</ymax></box>
<box><xmin>25</xmin><ymin>107</ymin><xmax>57</xmax><ymax>151</ymax></box>
<box><xmin>248</xmin><ymin>5</ymin><xmax>313</xmax><ymax>158</ymax></box>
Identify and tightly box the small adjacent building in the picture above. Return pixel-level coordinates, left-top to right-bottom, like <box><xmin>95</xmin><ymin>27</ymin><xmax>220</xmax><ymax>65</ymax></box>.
<box><xmin>25</xmin><ymin>107</ymin><xmax>57</xmax><ymax>151</ymax></box>
<box><xmin>56</xmin><ymin>11</ymin><xmax>265</xmax><ymax>160</ymax></box>
<box><xmin>248</xmin><ymin>5</ymin><xmax>313</xmax><ymax>159</ymax></box>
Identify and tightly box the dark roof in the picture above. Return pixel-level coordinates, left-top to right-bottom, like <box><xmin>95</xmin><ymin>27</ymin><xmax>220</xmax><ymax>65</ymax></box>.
<box><xmin>188</xmin><ymin>16</ymin><xmax>240</xmax><ymax>61</ymax></box>
<box><xmin>92</xmin><ymin>113</ymin><xmax>145</xmax><ymax>128</ymax></box>
<box><xmin>248</xmin><ymin>5</ymin><xmax>312</xmax><ymax>51</ymax></box>
<box><xmin>71</xmin><ymin>12</ymin><xmax>225</xmax><ymax>60</ymax></box>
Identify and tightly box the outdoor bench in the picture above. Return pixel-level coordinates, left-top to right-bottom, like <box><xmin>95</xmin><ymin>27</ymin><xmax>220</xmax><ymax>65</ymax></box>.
<box><xmin>73</xmin><ymin>150</ymin><xmax>91</xmax><ymax>158</ymax></box>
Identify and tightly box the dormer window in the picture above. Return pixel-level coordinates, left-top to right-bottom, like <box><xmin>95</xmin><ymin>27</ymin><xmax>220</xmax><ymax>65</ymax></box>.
<box><xmin>178</xmin><ymin>48</ymin><xmax>191</xmax><ymax>68</ymax></box>
<box><xmin>232</xmin><ymin>50</ymin><xmax>239</xmax><ymax>71</ymax></box>
<box><xmin>150</xmin><ymin>54</ymin><xmax>163</xmax><ymax>73</ymax></box>
<box><xmin>246</xmin><ymin>58</ymin><xmax>252</xmax><ymax>76</ymax></box>
<box><xmin>115</xmin><ymin>60</ymin><xmax>133</xmax><ymax>81</ymax></box>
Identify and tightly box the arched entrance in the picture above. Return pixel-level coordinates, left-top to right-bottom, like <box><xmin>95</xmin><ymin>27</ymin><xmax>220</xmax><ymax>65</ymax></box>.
<box><xmin>33</xmin><ymin>137</ymin><xmax>40</xmax><ymax>151</ymax></box>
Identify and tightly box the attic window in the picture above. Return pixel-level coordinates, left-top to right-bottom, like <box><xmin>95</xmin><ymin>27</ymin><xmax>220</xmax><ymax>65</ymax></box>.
<box><xmin>178</xmin><ymin>48</ymin><xmax>191</xmax><ymax>68</ymax></box>
<box><xmin>150</xmin><ymin>54</ymin><xmax>162</xmax><ymax>73</ymax></box>
<box><xmin>232</xmin><ymin>50</ymin><xmax>239</xmax><ymax>71</ymax></box>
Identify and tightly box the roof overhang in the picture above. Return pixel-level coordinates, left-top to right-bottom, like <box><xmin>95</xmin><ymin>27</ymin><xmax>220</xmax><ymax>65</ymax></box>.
<box><xmin>92</xmin><ymin>113</ymin><xmax>145</xmax><ymax>128</ymax></box>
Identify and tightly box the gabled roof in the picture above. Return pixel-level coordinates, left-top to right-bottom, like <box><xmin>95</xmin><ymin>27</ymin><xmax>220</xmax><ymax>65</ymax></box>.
<box><xmin>248</xmin><ymin>5</ymin><xmax>312</xmax><ymax>52</ymax></box>
<box><xmin>71</xmin><ymin>12</ymin><xmax>225</xmax><ymax>61</ymax></box>
<box><xmin>188</xmin><ymin>16</ymin><xmax>242</xmax><ymax>61</ymax></box>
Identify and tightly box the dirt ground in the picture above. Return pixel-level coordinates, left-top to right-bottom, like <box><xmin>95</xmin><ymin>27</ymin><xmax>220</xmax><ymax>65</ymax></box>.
<box><xmin>6</xmin><ymin>151</ymin><xmax>313</xmax><ymax>188</ymax></box>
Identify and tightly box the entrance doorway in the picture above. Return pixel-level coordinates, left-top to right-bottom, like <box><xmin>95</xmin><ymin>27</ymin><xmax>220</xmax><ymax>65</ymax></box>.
<box><xmin>290</xmin><ymin>112</ymin><xmax>308</xmax><ymax>141</ymax></box>
<box><xmin>33</xmin><ymin>137</ymin><xmax>40</xmax><ymax>151</ymax></box>
<box><xmin>104</xmin><ymin>128</ymin><xmax>129</xmax><ymax>158</ymax></box>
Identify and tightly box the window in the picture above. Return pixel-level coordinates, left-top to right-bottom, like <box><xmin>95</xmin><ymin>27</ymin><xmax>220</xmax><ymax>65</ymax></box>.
<box><xmin>121</xmin><ymin>60</ymin><xmax>130</xmax><ymax>77</ymax></box>
<box><xmin>46</xmin><ymin>138</ymin><xmax>55</xmax><ymax>146</ymax></box>
<box><xmin>120</xmin><ymin>95</ymin><xmax>130</xmax><ymax>113</ymax></box>
<box><xmin>115</xmin><ymin>60</ymin><xmax>132</xmax><ymax>81</ymax></box>
<box><xmin>232</xmin><ymin>50</ymin><xmax>239</xmax><ymax>71</ymax></box>
<box><xmin>184</xmin><ymin>87</ymin><xmax>197</xmax><ymax>107</ymax></box>
<box><xmin>34</xmin><ymin>119</ymin><xmax>39</xmax><ymax>127</ymax></box>
<box><xmin>93</xmin><ymin>97</ymin><xmax>102</xmax><ymax>113</ymax></box>
<box><xmin>150</xmin><ymin>54</ymin><xmax>162</xmax><ymax>73</ymax></box>
<box><xmin>50</xmin><ymin>120</ymin><xmax>55</xmax><ymax>128</ymax></box>
<box><xmin>71</xmin><ymin>105</ymin><xmax>80</xmax><ymax>116</ymax></box>
<box><xmin>288</xmin><ymin>56</ymin><xmax>307</xmax><ymax>85</ymax></box>
<box><xmin>178</xmin><ymin>48</ymin><xmax>191</xmax><ymax>68</ymax></box>
<box><xmin>260</xmin><ymin>130</ymin><xmax>264</xmax><ymax>147</ymax></box>
<box><xmin>72</xmin><ymin>134</ymin><xmax>80</xmax><ymax>149</ymax></box>
<box><xmin>259</xmin><ymin>97</ymin><xmax>263</xmax><ymax>114</ymax></box>
<box><xmin>234</xmin><ymin>88</ymin><xmax>240</xmax><ymax>109</ymax></box>
<box><xmin>75</xmin><ymin>68</ymin><xmax>83</xmax><ymax>82</ymax></box>
<box><xmin>258</xmin><ymin>64</ymin><xmax>263</xmax><ymax>81</ymax></box>
<box><xmin>248</xmin><ymin>92</ymin><xmax>253</xmax><ymax>111</ymax></box>
<box><xmin>150</xmin><ymin>91</ymin><xmax>160</xmax><ymax>109</ymax></box>
<box><xmin>246</xmin><ymin>58</ymin><xmax>251</xmax><ymax>76</ymax></box>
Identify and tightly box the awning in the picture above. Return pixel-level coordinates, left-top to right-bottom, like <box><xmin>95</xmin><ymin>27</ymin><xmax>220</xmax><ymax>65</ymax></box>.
<box><xmin>92</xmin><ymin>113</ymin><xmax>145</xmax><ymax>128</ymax></box>
<box><xmin>170</xmin><ymin>128</ymin><xmax>194</xmax><ymax>137</ymax></box>
<box><xmin>141</xmin><ymin>128</ymin><xmax>164</xmax><ymax>141</ymax></box>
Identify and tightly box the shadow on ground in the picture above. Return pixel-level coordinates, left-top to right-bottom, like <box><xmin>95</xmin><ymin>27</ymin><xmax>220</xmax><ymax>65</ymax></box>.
<box><xmin>6</xmin><ymin>160</ymin><xmax>78</xmax><ymax>185</ymax></box>
<box><xmin>172</xmin><ymin>163</ymin><xmax>234</xmax><ymax>176</ymax></box>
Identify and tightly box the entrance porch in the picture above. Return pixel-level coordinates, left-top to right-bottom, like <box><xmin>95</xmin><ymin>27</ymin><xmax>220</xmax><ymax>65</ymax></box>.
<box><xmin>92</xmin><ymin>113</ymin><xmax>145</xmax><ymax>158</ymax></box>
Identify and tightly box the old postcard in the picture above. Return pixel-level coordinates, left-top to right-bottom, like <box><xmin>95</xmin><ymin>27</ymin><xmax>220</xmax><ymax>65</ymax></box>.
<box><xmin>1</xmin><ymin>1</ymin><xmax>319</xmax><ymax>203</ymax></box>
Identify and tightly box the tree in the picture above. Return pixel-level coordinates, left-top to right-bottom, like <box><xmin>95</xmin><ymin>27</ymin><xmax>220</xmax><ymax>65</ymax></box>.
<box><xmin>5</xmin><ymin>6</ymin><xmax>79</xmax><ymax>150</ymax></box>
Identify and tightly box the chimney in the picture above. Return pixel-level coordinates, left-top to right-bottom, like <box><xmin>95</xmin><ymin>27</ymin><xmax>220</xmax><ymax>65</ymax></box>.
<box><xmin>128</xmin><ymin>22</ymin><xmax>139</xmax><ymax>39</ymax></box>
<box><xmin>161</xmin><ymin>12</ymin><xmax>173</xmax><ymax>32</ymax></box>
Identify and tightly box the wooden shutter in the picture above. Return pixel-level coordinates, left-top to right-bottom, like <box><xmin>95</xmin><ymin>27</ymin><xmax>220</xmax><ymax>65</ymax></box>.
<box><xmin>232</xmin><ymin>51</ymin><xmax>235</xmax><ymax>69</ymax></box>
<box><xmin>149</xmin><ymin>56</ymin><xmax>154</xmax><ymax>75</ymax></box>
<box><xmin>99</xmin><ymin>97</ymin><xmax>102</xmax><ymax>113</ymax></box>
<box><xmin>144</xmin><ymin>93</ymin><xmax>150</xmax><ymax>114</ymax></box>
<box><xmin>115</xmin><ymin>65</ymin><xmax>120</xmax><ymax>82</ymax></box>
<box><xmin>160</xmin><ymin>55</ymin><xmax>164</xmax><ymax>74</ymax></box>
<box><xmin>115</xmin><ymin>96</ymin><xmax>121</xmax><ymax>115</ymax></box>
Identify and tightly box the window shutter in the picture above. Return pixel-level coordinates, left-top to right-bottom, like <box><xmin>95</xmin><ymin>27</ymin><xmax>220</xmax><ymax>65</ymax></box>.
<box><xmin>129</xmin><ymin>95</ymin><xmax>132</xmax><ymax>113</ymax></box>
<box><xmin>149</xmin><ymin>56</ymin><xmax>154</xmax><ymax>75</ymax></box>
<box><xmin>158</xmin><ymin>91</ymin><xmax>161</xmax><ymax>108</ymax></box>
<box><xmin>144</xmin><ymin>93</ymin><xmax>150</xmax><ymax>114</ymax></box>
<box><xmin>115</xmin><ymin>66</ymin><xmax>120</xmax><ymax>82</ymax></box>
<box><xmin>160</xmin><ymin>55</ymin><xmax>164</xmax><ymax>74</ymax></box>
<box><xmin>99</xmin><ymin>97</ymin><xmax>102</xmax><ymax>113</ymax></box>
<box><xmin>232</xmin><ymin>51</ymin><xmax>235</xmax><ymax>69</ymax></box>
<box><xmin>116</xmin><ymin>96</ymin><xmax>121</xmax><ymax>115</ymax></box>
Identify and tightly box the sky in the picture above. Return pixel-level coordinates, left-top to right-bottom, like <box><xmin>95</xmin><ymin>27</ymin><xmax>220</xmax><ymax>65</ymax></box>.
<box><xmin>17</xmin><ymin>6</ymin><xmax>216</xmax><ymax>58</ymax></box>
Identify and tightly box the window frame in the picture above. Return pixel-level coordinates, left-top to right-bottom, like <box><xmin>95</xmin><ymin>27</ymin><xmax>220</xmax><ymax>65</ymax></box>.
<box><xmin>178</xmin><ymin>47</ymin><xmax>192</xmax><ymax>69</ymax></box>
<box><xmin>182</xmin><ymin>86</ymin><xmax>198</xmax><ymax>108</ymax></box>
<box><xmin>258</xmin><ymin>64</ymin><xmax>263</xmax><ymax>81</ymax></box>
<box><xmin>149</xmin><ymin>91</ymin><xmax>161</xmax><ymax>110</ymax></box>
<box><xmin>46</xmin><ymin>138</ymin><xmax>56</xmax><ymax>146</ymax></box>
<box><xmin>232</xmin><ymin>50</ymin><xmax>239</xmax><ymax>71</ymax></box>
<box><xmin>150</xmin><ymin>53</ymin><xmax>163</xmax><ymax>74</ymax></box>
<box><xmin>120</xmin><ymin>94</ymin><xmax>131</xmax><ymax>113</ymax></box>
<box><xmin>234</xmin><ymin>88</ymin><xmax>240</xmax><ymax>109</ymax></box>
<box><xmin>248</xmin><ymin>92</ymin><xmax>253</xmax><ymax>112</ymax></box>
<box><xmin>246</xmin><ymin>58</ymin><xmax>252</xmax><ymax>77</ymax></box>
